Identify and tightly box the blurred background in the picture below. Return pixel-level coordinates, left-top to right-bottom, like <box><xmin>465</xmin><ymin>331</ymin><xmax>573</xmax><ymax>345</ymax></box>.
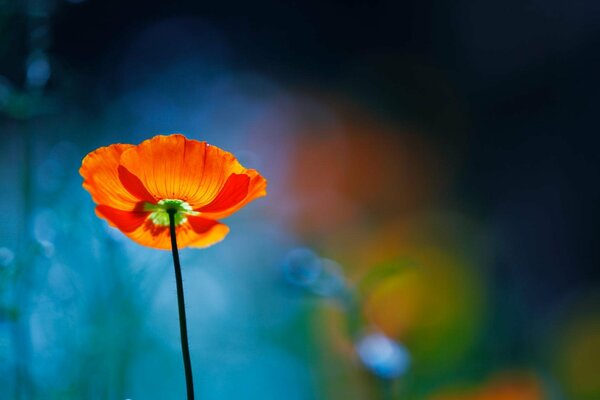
<box><xmin>1</xmin><ymin>0</ymin><xmax>599</xmax><ymax>399</ymax></box>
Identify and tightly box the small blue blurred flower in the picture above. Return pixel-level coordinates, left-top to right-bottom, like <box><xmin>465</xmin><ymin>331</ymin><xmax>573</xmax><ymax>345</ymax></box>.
<box><xmin>281</xmin><ymin>249</ymin><xmax>348</xmax><ymax>300</ymax></box>
<box><xmin>356</xmin><ymin>332</ymin><xmax>411</xmax><ymax>379</ymax></box>
<box><xmin>310</xmin><ymin>258</ymin><xmax>345</xmax><ymax>297</ymax></box>
<box><xmin>281</xmin><ymin>247</ymin><xmax>322</xmax><ymax>288</ymax></box>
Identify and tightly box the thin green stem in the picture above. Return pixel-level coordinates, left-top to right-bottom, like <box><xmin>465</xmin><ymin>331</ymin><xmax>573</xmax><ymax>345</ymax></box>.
<box><xmin>168</xmin><ymin>210</ymin><xmax>195</xmax><ymax>400</ymax></box>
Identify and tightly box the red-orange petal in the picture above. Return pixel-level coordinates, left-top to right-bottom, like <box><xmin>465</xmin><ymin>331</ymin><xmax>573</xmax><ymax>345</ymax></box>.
<box><xmin>124</xmin><ymin>216</ymin><xmax>229</xmax><ymax>250</ymax></box>
<box><xmin>198</xmin><ymin>174</ymin><xmax>250</xmax><ymax>213</ymax></box>
<box><xmin>96</xmin><ymin>205</ymin><xmax>149</xmax><ymax>232</ymax></box>
<box><xmin>118</xmin><ymin>134</ymin><xmax>254</xmax><ymax>208</ymax></box>
<box><xmin>198</xmin><ymin>169</ymin><xmax>267</xmax><ymax>220</ymax></box>
<box><xmin>80</xmin><ymin>143</ymin><xmax>143</xmax><ymax>210</ymax></box>
<box><xmin>117</xmin><ymin>165</ymin><xmax>156</xmax><ymax>203</ymax></box>
<box><xmin>97</xmin><ymin>205</ymin><xmax>228</xmax><ymax>249</ymax></box>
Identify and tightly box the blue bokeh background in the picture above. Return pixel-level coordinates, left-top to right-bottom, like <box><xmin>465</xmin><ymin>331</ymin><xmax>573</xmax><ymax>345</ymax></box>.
<box><xmin>1</xmin><ymin>1</ymin><xmax>599</xmax><ymax>399</ymax></box>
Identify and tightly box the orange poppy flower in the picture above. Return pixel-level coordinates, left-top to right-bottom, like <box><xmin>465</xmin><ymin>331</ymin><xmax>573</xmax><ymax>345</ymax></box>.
<box><xmin>80</xmin><ymin>134</ymin><xmax>267</xmax><ymax>249</ymax></box>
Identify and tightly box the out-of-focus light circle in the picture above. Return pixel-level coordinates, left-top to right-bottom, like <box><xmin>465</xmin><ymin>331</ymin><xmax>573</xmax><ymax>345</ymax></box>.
<box><xmin>0</xmin><ymin>247</ymin><xmax>15</xmax><ymax>267</ymax></box>
<box><xmin>278</xmin><ymin>107</ymin><xmax>451</xmax><ymax>240</ymax></box>
<box><xmin>26</xmin><ymin>53</ymin><xmax>51</xmax><ymax>88</ymax></box>
<box><xmin>311</xmin><ymin>258</ymin><xmax>345</xmax><ymax>297</ymax></box>
<box><xmin>356</xmin><ymin>332</ymin><xmax>411</xmax><ymax>379</ymax></box>
<box><xmin>33</xmin><ymin>208</ymin><xmax>58</xmax><ymax>244</ymax></box>
<box><xmin>47</xmin><ymin>263</ymin><xmax>76</xmax><ymax>301</ymax></box>
<box><xmin>281</xmin><ymin>248</ymin><xmax>322</xmax><ymax>287</ymax></box>
<box><xmin>38</xmin><ymin>240</ymin><xmax>55</xmax><ymax>258</ymax></box>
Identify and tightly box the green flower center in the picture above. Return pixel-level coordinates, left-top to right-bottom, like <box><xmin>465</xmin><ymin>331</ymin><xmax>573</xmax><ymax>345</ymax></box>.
<box><xmin>144</xmin><ymin>199</ymin><xmax>198</xmax><ymax>226</ymax></box>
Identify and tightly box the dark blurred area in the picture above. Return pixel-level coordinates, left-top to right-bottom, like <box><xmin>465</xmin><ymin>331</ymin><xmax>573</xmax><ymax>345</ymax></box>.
<box><xmin>1</xmin><ymin>0</ymin><xmax>599</xmax><ymax>399</ymax></box>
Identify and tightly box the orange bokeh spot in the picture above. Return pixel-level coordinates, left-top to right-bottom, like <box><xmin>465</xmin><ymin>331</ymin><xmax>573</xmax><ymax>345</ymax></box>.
<box><xmin>429</xmin><ymin>372</ymin><xmax>545</xmax><ymax>400</ymax></box>
<box><xmin>277</xmin><ymin>104</ymin><xmax>454</xmax><ymax>240</ymax></box>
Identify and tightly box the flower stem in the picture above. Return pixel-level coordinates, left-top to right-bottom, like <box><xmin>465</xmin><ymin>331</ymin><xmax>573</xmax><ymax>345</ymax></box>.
<box><xmin>168</xmin><ymin>210</ymin><xmax>195</xmax><ymax>400</ymax></box>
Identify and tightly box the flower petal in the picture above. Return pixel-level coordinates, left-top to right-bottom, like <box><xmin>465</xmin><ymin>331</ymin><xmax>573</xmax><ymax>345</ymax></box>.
<box><xmin>96</xmin><ymin>205</ymin><xmax>149</xmax><ymax>232</ymax></box>
<box><xmin>118</xmin><ymin>134</ymin><xmax>251</xmax><ymax>208</ymax></box>
<box><xmin>117</xmin><ymin>165</ymin><xmax>157</xmax><ymax>203</ymax></box>
<box><xmin>197</xmin><ymin>173</ymin><xmax>250</xmax><ymax>213</ymax></box>
<box><xmin>80</xmin><ymin>143</ymin><xmax>143</xmax><ymax>210</ymax></box>
<box><xmin>100</xmin><ymin>213</ymin><xmax>229</xmax><ymax>250</ymax></box>
<box><xmin>198</xmin><ymin>169</ymin><xmax>267</xmax><ymax>220</ymax></box>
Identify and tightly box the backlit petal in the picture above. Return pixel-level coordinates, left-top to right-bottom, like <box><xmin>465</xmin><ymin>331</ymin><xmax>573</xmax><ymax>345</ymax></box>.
<box><xmin>117</xmin><ymin>165</ymin><xmax>156</xmax><ymax>203</ymax></box>
<box><xmin>118</xmin><ymin>134</ymin><xmax>250</xmax><ymax>208</ymax></box>
<box><xmin>198</xmin><ymin>169</ymin><xmax>267</xmax><ymax>219</ymax></box>
<box><xmin>119</xmin><ymin>216</ymin><xmax>229</xmax><ymax>250</ymax></box>
<box><xmin>80</xmin><ymin>143</ymin><xmax>144</xmax><ymax>210</ymax></box>
<box><xmin>198</xmin><ymin>174</ymin><xmax>250</xmax><ymax>213</ymax></box>
<box><xmin>96</xmin><ymin>205</ymin><xmax>149</xmax><ymax>232</ymax></box>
